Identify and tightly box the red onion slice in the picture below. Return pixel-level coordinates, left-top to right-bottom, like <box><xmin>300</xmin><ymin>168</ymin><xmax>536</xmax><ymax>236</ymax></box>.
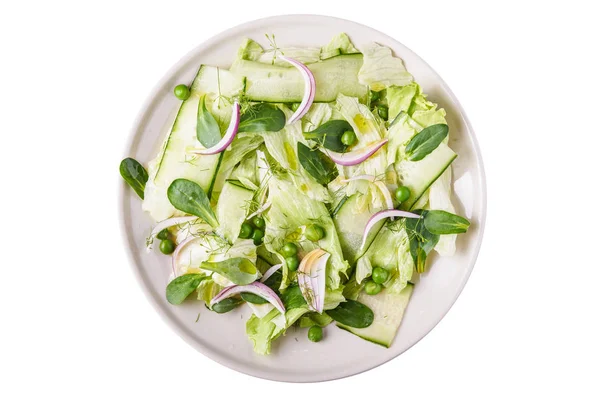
<box><xmin>210</xmin><ymin>282</ymin><xmax>285</xmax><ymax>314</ymax></box>
<box><xmin>188</xmin><ymin>101</ymin><xmax>240</xmax><ymax>155</ymax></box>
<box><xmin>361</xmin><ymin>209</ymin><xmax>422</xmax><ymax>249</ymax></box>
<box><xmin>278</xmin><ymin>56</ymin><xmax>315</xmax><ymax>124</ymax></box>
<box><xmin>340</xmin><ymin>174</ymin><xmax>376</xmax><ymax>183</ymax></box>
<box><xmin>171</xmin><ymin>235</ymin><xmax>203</xmax><ymax>277</ymax></box>
<box><xmin>298</xmin><ymin>249</ymin><xmax>330</xmax><ymax>313</ymax></box>
<box><xmin>260</xmin><ymin>263</ymin><xmax>283</xmax><ymax>283</ymax></box>
<box><xmin>374</xmin><ymin>181</ymin><xmax>394</xmax><ymax>211</ymax></box>
<box><xmin>328</xmin><ymin>139</ymin><xmax>389</xmax><ymax>166</ymax></box>
<box><xmin>147</xmin><ymin>216</ymin><xmax>199</xmax><ymax>250</ymax></box>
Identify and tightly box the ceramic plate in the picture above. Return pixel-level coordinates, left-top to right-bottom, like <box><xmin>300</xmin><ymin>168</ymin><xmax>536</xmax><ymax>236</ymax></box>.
<box><xmin>119</xmin><ymin>14</ymin><xmax>486</xmax><ymax>382</ymax></box>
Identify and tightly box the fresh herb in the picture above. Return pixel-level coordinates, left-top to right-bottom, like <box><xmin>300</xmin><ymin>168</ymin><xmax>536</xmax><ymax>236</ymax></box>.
<box><xmin>211</xmin><ymin>297</ymin><xmax>244</xmax><ymax>313</ymax></box>
<box><xmin>166</xmin><ymin>274</ymin><xmax>207</xmax><ymax>305</ymax></box>
<box><xmin>238</xmin><ymin>103</ymin><xmax>286</xmax><ymax>133</ymax></box>
<box><xmin>405</xmin><ymin>210</ymin><xmax>440</xmax><ymax>273</ymax></box>
<box><xmin>119</xmin><ymin>158</ymin><xmax>148</xmax><ymax>199</ymax></box>
<box><xmin>197</xmin><ymin>94</ymin><xmax>222</xmax><ymax>148</ymax></box>
<box><xmin>297</xmin><ymin>142</ymin><xmax>339</xmax><ymax>185</ymax></box>
<box><xmin>303</xmin><ymin>120</ymin><xmax>354</xmax><ymax>152</ymax></box>
<box><xmin>241</xmin><ymin>292</ymin><xmax>269</xmax><ymax>304</ymax></box>
<box><xmin>201</xmin><ymin>258</ymin><xmax>259</xmax><ymax>285</ymax></box>
<box><xmin>405</xmin><ymin>124</ymin><xmax>449</xmax><ymax>161</ymax></box>
<box><xmin>167</xmin><ymin>179</ymin><xmax>218</xmax><ymax>228</ymax></box>
<box><xmin>326</xmin><ymin>299</ymin><xmax>374</xmax><ymax>328</ymax></box>
<box><xmin>424</xmin><ymin>210</ymin><xmax>470</xmax><ymax>234</ymax></box>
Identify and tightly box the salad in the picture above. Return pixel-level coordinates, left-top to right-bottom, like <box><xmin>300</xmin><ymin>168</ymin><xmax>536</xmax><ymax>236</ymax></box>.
<box><xmin>120</xmin><ymin>33</ymin><xmax>470</xmax><ymax>354</ymax></box>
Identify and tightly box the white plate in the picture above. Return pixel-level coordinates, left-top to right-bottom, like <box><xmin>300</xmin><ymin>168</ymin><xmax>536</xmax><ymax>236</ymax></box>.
<box><xmin>119</xmin><ymin>15</ymin><xmax>486</xmax><ymax>382</ymax></box>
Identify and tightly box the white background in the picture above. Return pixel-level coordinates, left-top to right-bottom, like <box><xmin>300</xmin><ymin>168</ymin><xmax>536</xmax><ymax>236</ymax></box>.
<box><xmin>1</xmin><ymin>1</ymin><xmax>599</xmax><ymax>399</ymax></box>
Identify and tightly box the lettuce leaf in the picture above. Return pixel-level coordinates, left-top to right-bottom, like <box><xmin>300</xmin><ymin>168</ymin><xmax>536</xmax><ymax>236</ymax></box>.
<box><xmin>320</xmin><ymin>33</ymin><xmax>360</xmax><ymax>59</ymax></box>
<box><xmin>264</xmin><ymin>174</ymin><xmax>349</xmax><ymax>290</ymax></box>
<box><xmin>358</xmin><ymin>43</ymin><xmax>413</xmax><ymax>91</ymax></box>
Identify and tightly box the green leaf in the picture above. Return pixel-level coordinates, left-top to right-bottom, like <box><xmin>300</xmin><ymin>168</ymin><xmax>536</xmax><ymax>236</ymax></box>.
<box><xmin>211</xmin><ymin>297</ymin><xmax>244</xmax><ymax>313</ymax></box>
<box><xmin>280</xmin><ymin>285</ymin><xmax>307</xmax><ymax>309</ymax></box>
<box><xmin>167</xmin><ymin>179</ymin><xmax>218</xmax><ymax>227</ymax></box>
<box><xmin>424</xmin><ymin>210</ymin><xmax>471</xmax><ymax>234</ymax></box>
<box><xmin>241</xmin><ymin>292</ymin><xmax>269</xmax><ymax>304</ymax></box>
<box><xmin>326</xmin><ymin>299</ymin><xmax>374</xmax><ymax>328</ymax></box>
<box><xmin>166</xmin><ymin>274</ymin><xmax>206</xmax><ymax>305</ymax></box>
<box><xmin>119</xmin><ymin>158</ymin><xmax>148</xmax><ymax>199</ymax></box>
<box><xmin>405</xmin><ymin>210</ymin><xmax>440</xmax><ymax>273</ymax></box>
<box><xmin>238</xmin><ymin>103</ymin><xmax>286</xmax><ymax>133</ymax></box>
<box><xmin>201</xmin><ymin>258</ymin><xmax>259</xmax><ymax>285</ymax></box>
<box><xmin>298</xmin><ymin>312</ymin><xmax>334</xmax><ymax>328</ymax></box>
<box><xmin>297</xmin><ymin>142</ymin><xmax>339</xmax><ymax>185</ymax></box>
<box><xmin>405</xmin><ymin>124</ymin><xmax>449</xmax><ymax>161</ymax></box>
<box><xmin>303</xmin><ymin>120</ymin><xmax>353</xmax><ymax>152</ymax></box>
<box><xmin>196</xmin><ymin>95</ymin><xmax>222</xmax><ymax>148</ymax></box>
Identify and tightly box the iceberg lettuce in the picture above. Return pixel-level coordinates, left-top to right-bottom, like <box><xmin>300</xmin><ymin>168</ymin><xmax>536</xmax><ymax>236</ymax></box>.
<box><xmin>358</xmin><ymin>43</ymin><xmax>413</xmax><ymax>91</ymax></box>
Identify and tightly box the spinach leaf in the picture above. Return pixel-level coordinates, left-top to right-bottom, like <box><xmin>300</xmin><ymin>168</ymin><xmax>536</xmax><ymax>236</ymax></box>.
<box><xmin>167</xmin><ymin>179</ymin><xmax>218</xmax><ymax>228</ymax></box>
<box><xmin>241</xmin><ymin>292</ymin><xmax>269</xmax><ymax>304</ymax></box>
<box><xmin>405</xmin><ymin>210</ymin><xmax>440</xmax><ymax>273</ymax></box>
<box><xmin>298</xmin><ymin>142</ymin><xmax>339</xmax><ymax>185</ymax></box>
<box><xmin>119</xmin><ymin>158</ymin><xmax>148</xmax><ymax>199</ymax></box>
<box><xmin>326</xmin><ymin>299</ymin><xmax>374</xmax><ymax>328</ymax></box>
<box><xmin>196</xmin><ymin>95</ymin><xmax>221</xmax><ymax>148</ymax></box>
<box><xmin>262</xmin><ymin>269</ymin><xmax>282</xmax><ymax>294</ymax></box>
<box><xmin>211</xmin><ymin>297</ymin><xmax>244</xmax><ymax>313</ymax></box>
<box><xmin>424</xmin><ymin>210</ymin><xmax>470</xmax><ymax>234</ymax></box>
<box><xmin>201</xmin><ymin>258</ymin><xmax>259</xmax><ymax>285</ymax></box>
<box><xmin>304</xmin><ymin>120</ymin><xmax>353</xmax><ymax>152</ymax></box>
<box><xmin>280</xmin><ymin>285</ymin><xmax>307</xmax><ymax>309</ymax></box>
<box><xmin>166</xmin><ymin>274</ymin><xmax>207</xmax><ymax>305</ymax></box>
<box><xmin>238</xmin><ymin>103</ymin><xmax>286</xmax><ymax>133</ymax></box>
<box><xmin>405</xmin><ymin>124</ymin><xmax>449</xmax><ymax>161</ymax></box>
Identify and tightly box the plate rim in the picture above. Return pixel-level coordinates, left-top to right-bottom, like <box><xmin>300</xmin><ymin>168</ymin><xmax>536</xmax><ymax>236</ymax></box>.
<box><xmin>118</xmin><ymin>13</ymin><xmax>487</xmax><ymax>383</ymax></box>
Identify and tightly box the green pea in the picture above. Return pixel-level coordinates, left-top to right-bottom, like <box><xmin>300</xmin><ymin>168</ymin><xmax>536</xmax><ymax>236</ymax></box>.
<box><xmin>305</xmin><ymin>224</ymin><xmax>325</xmax><ymax>242</ymax></box>
<box><xmin>281</xmin><ymin>242</ymin><xmax>298</xmax><ymax>257</ymax></box>
<box><xmin>364</xmin><ymin>280</ymin><xmax>382</xmax><ymax>295</ymax></box>
<box><xmin>395</xmin><ymin>186</ymin><xmax>411</xmax><ymax>203</ymax></box>
<box><xmin>156</xmin><ymin>229</ymin><xmax>169</xmax><ymax>240</ymax></box>
<box><xmin>308</xmin><ymin>325</ymin><xmax>323</xmax><ymax>342</ymax></box>
<box><xmin>370</xmin><ymin>90</ymin><xmax>380</xmax><ymax>103</ymax></box>
<box><xmin>340</xmin><ymin>130</ymin><xmax>357</xmax><ymax>146</ymax></box>
<box><xmin>252</xmin><ymin>229</ymin><xmax>264</xmax><ymax>245</ymax></box>
<box><xmin>286</xmin><ymin>256</ymin><xmax>299</xmax><ymax>271</ymax></box>
<box><xmin>159</xmin><ymin>239</ymin><xmax>175</xmax><ymax>255</ymax></box>
<box><xmin>173</xmin><ymin>84</ymin><xmax>190</xmax><ymax>100</ymax></box>
<box><xmin>239</xmin><ymin>222</ymin><xmax>254</xmax><ymax>239</ymax></box>
<box><xmin>372</xmin><ymin>267</ymin><xmax>390</xmax><ymax>284</ymax></box>
<box><xmin>252</xmin><ymin>216</ymin><xmax>266</xmax><ymax>229</ymax></box>
<box><xmin>377</xmin><ymin>105</ymin><xmax>389</xmax><ymax>120</ymax></box>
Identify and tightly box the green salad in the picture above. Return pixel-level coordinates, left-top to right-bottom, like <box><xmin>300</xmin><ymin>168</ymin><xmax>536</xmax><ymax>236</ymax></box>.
<box><xmin>120</xmin><ymin>33</ymin><xmax>470</xmax><ymax>354</ymax></box>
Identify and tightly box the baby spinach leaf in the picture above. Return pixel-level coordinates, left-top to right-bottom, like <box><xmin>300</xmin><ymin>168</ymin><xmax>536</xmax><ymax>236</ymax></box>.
<box><xmin>405</xmin><ymin>124</ymin><xmax>449</xmax><ymax>161</ymax></box>
<box><xmin>304</xmin><ymin>120</ymin><xmax>353</xmax><ymax>152</ymax></box>
<box><xmin>211</xmin><ymin>297</ymin><xmax>244</xmax><ymax>313</ymax></box>
<box><xmin>241</xmin><ymin>292</ymin><xmax>269</xmax><ymax>304</ymax></box>
<box><xmin>298</xmin><ymin>142</ymin><xmax>339</xmax><ymax>185</ymax></box>
<box><xmin>326</xmin><ymin>299</ymin><xmax>374</xmax><ymax>328</ymax></box>
<box><xmin>197</xmin><ymin>94</ymin><xmax>221</xmax><ymax>148</ymax></box>
<box><xmin>424</xmin><ymin>210</ymin><xmax>470</xmax><ymax>234</ymax></box>
<box><xmin>201</xmin><ymin>258</ymin><xmax>259</xmax><ymax>285</ymax></box>
<box><xmin>167</xmin><ymin>179</ymin><xmax>218</xmax><ymax>228</ymax></box>
<box><xmin>280</xmin><ymin>285</ymin><xmax>307</xmax><ymax>309</ymax></box>
<box><xmin>238</xmin><ymin>103</ymin><xmax>286</xmax><ymax>133</ymax></box>
<box><xmin>119</xmin><ymin>158</ymin><xmax>148</xmax><ymax>199</ymax></box>
<box><xmin>166</xmin><ymin>274</ymin><xmax>207</xmax><ymax>305</ymax></box>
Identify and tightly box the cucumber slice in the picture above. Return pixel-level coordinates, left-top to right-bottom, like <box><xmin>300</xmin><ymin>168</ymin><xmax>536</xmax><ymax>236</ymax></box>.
<box><xmin>215</xmin><ymin>180</ymin><xmax>254</xmax><ymax>243</ymax></box>
<box><xmin>396</xmin><ymin>143</ymin><xmax>457</xmax><ymax>210</ymax></box>
<box><xmin>337</xmin><ymin>283</ymin><xmax>413</xmax><ymax>347</ymax></box>
<box><xmin>333</xmin><ymin>193</ymin><xmax>384</xmax><ymax>264</ymax></box>
<box><xmin>231</xmin><ymin>54</ymin><xmax>367</xmax><ymax>103</ymax></box>
<box><xmin>143</xmin><ymin>66</ymin><xmax>245</xmax><ymax>221</ymax></box>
